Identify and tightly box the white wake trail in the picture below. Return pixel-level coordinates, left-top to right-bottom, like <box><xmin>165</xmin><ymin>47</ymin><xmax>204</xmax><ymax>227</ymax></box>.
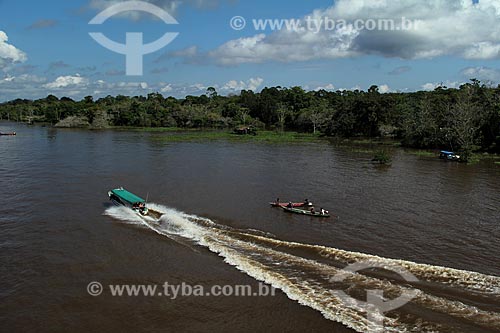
<box><xmin>104</xmin><ymin>203</ymin><xmax>500</xmax><ymax>333</ymax></box>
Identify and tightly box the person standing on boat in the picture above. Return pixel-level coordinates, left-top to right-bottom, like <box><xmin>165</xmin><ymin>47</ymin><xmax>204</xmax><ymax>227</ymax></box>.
<box><xmin>138</xmin><ymin>202</ymin><xmax>146</xmax><ymax>213</ymax></box>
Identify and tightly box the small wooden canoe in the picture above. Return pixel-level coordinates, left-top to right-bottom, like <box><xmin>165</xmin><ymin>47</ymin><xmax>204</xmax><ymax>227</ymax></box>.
<box><xmin>0</xmin><ymin>132</ymin><xmax>16</xmax><ymax>136</ymax></box>
<box><xmin>281</xmin><ymin>206</ymin><xmax>330</xmax><ymax>218</ymax></box>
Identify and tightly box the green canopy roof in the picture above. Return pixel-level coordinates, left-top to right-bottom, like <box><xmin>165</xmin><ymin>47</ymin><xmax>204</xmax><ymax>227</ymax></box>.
<box><xmin>111</xmin><ymin>188</ymin><xmax>145</xmax><ymax>205</ymax></box>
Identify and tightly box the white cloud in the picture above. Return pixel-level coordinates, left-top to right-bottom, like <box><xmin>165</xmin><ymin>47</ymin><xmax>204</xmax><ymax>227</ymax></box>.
<box><xmin>0</xmin><ymin>74</ymin><xmax>48</xmax><ymax>101</ymax></box>
<box><xmin>0</xmin><ymin>72</ymin><xmax>263</xmax><ymax>101</ymax></box>
<box><xmin>247</xmin><ymin>77</ymin><xmax>264</xmax><ymax>91</ymax></box>
<box><xmin>209</xmin><ymin>26</ymin><xmax>358</xmax><ymax>65</ymax></box>
<box><xmin>462</xmin><ymin>42</ymin><xmax>500</xmax><ymax>60</ymax></box>
<box><xmin>205</xmin><ymin>0</ymin><xmax>500</xmax><ymax>65</ymax></box>
<box><xmin>338</xmin><ymin>85</ymin><xmax>362</xmax><ymax>92</ymax></box>
<box><xmin>0</xmin><ymin>31</ymin><xmax>27</xmax><ymax>67</ymax></box>
<box><xmin>221</xmin><ymin>77</ymin><xmax>264</xmax><ymax>92</ymax></box>
<box><xmin>223</xmin><ymin>80</ymin><xmax>242</xmax><ymax>90</ymax></box>
<box><xmin>461</xmin><ymin>66</ymin><xmax>500</xmax><ymax>82</ymax></box>
<box><xmin>44</xmin><ymin>74</ymin><xmax>88</xmax><ymax>89</ymax></box>
<box><xmin>421</xmin><ymin>83</ymin><xmax>438</xmax><ymax>91</ymax></box>
<box><xmin>421</xmin><ymin>81</ymin><xmax>462</xmax><ymax>91</ymax></box>
<box><xmin>314</xmin><ymin>83</ymin><xmax>335</xmax><ymax>91</ymax></box>
<box><xmin>379</xmin><ymin>84</ymin><xmax>391</xmax><ymax>94</ymax></box>
<box><xmin>0</xmin><ymin>74</ymin><xmax>46</xmax><ymax>85</ymax></box>
<box><xmin>190</xmin><ymin>83</ymin><xmax>206</xmax><ymax>91</ymax></box>
<box><xmin>160</xmin><ymin>83</ymin><xmax>173</xmax><ymax>92</ymax></box>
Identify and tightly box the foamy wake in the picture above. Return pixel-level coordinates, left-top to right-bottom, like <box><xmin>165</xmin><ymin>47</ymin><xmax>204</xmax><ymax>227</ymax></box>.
<box><xmin>104</xmin><ymin>203</ymin><xmax>500</xmax><ymax>333</ymax></box>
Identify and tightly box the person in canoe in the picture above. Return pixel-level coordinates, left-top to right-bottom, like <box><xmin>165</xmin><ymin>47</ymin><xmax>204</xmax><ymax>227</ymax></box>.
<box><xmin>320</xmin><ymin>208</ymin><xmax>328</xmax><ymax>215</ymax></box>
<box><xmin>310</xmin><ymin>207</ymin><xmax>316</xmax><ymax>214</ymax></box>
<box><xmin>287</xmin><ymin>202</ymin><xmax>294</xmax><ymax>208</ymax></box>
<box><xmin>276</xmin><ymin>198</ymin><xmax>280</xmax><ymax>205</ymax></box>
<box><xmin>304</xmin><ymin>199</ymin><xmax>312</xmax><ymax>207</ymax></box>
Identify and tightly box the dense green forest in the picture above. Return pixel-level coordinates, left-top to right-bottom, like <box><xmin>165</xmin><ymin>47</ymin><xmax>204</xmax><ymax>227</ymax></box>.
<box><xmin>1</xmin><ymin>80</ymin><xmax>499</xmax><ymax>160</ymax></box>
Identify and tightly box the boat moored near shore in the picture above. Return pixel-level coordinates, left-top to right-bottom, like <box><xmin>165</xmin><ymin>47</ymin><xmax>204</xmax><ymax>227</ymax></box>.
<box><xmin>439</xmin><ymin>151</ymin><xmax>461</xmax><ymax>161</ymax></box>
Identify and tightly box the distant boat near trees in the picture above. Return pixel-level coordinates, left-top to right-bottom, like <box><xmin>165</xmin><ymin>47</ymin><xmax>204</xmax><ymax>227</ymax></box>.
<box><xmin>439</xmin><ymin>151</ymin><xmax>461</xmax><ymax>162</ymax></box>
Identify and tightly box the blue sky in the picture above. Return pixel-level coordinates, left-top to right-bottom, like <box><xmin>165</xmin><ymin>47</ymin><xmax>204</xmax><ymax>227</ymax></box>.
<box><xmin>0</xmin><ymin>0</ymin><xmax>499</xmax><ymax>101</ymax></box>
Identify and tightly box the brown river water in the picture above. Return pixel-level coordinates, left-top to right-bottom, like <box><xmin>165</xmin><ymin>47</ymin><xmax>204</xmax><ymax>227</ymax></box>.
<box><xmin>1</xmin><ymin>122</ymin><xmax>499</xmax><ymax>332</ymax></box>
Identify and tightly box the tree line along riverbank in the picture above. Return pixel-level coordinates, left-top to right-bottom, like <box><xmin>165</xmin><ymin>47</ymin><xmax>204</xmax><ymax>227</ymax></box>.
<box><xmin>1</xmin><ymin>80</ymin><xmax>499</xmax><ymax>162</ymax></box>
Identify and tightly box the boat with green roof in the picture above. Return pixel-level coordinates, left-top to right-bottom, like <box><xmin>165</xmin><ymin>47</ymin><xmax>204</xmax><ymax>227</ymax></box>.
<box><xmin>108</xmin><ymin>187</ymin><xmax>163</xmax><ymax>219</ymax></box>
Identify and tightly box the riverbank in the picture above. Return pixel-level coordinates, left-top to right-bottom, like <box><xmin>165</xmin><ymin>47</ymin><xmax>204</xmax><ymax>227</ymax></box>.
<box><xmin>129</xmin><ymin>128</ymin><xmax>500</xmax><ymax>163</ymax></box>
<box><xmin>3</xmin><ymin>121</ymin><xmax>499</xmax><ymax>162</ymax></box>
<box><xmin>329</xmin><ymin>137</ymin><xmax>500</xmax><ymax>163</ymax></box>
<box><xmin>114</xmin><ymin>127</ymin><xmax>325</xmax><ymax>144</ymax></box>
